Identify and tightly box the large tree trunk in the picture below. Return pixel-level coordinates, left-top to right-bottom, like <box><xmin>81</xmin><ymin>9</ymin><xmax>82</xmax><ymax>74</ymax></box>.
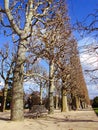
<box><xmin>2</xmin><ymin>81</ymin><xmax>8</xmax><ymax>112</ymax></box>
<box><xmin>11</xmin><ymin>42</ymin><xmax>26</xmax><ymax>121</ymax></box>
<box><xmin>48</xmin><ymin>60</ymin><xmax>55</xmax><ymax>114</ymax></box>
<box><xmin>61</xmin><ymin>88</ymin><xmax>68</xmax><ymax>112</ymax></box>
<box><xmin>4</xmin><ymin>0</ymin><xmax>33</xmax><ymax>121</ymax></box>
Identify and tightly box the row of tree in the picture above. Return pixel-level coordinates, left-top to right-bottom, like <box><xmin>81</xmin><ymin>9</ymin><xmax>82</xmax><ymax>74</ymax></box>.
<box><xmin>0</xmin><ymin>0</ymin><xmax>90</xmax><ymax>121</ymax></box>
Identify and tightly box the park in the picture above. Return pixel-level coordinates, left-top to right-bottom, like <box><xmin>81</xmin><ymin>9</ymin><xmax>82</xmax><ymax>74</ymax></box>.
<box><xmin>0</xmin><ymin>0</ymin><xmax>98</xmax><ymax>129</ymax></box>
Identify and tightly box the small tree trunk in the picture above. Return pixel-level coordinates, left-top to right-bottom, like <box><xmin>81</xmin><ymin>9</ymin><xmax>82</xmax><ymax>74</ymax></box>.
<box><xmin>75</xmin><ymin>96</ymin><xmax>80</xmax><ymax>110</ymax></box>
<box><xmin>40</xmin><ymin>84</ymin><xmax>43</xmax><ymax>105</ymax></box>
<box><xmin>84</xmin><ymin>102</ymin><xmax>87</xmax><ymax>108</ymax></box>
<box><xmin>48</xmin><ymin>59</ymin><xmax>55</xmax><ymax>114</ymax></box>
<box><xmin>11</xmin><ymin>42</ymin><xmax>26</xmax><ymax>121</ymax></box>
<box><xmin>2</xmin><ymin>82</ymin><xmax>8</xmax><ymax>112</ymax></box>
<box><xmin>55</xmin><ymin>95</ymin><xmax>58</xmax><ymax>109</ymax></box>
<box><xmin>58</xmin><ymin>89</ymin><xmax>61</xmax><ymax>109</ymax></box>
<box><xmin>71</xmin><ymin>93</ymin><xmax>76</xmax><ymax>110</ymax></box>
<box><xmin>61</xmin><ymin>88</ymin><xmax>68</xmax><ymax>112</ymax></box>
<box><xmin>82</xmin><ymin>101</ymin><xmax>86</xmax><ymax>109</ymax></box>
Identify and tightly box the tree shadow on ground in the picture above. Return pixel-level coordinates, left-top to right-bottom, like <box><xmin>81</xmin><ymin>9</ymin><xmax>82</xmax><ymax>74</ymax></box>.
<box><xmin>0</xmin><ymin>111</ymin><xmax>11</xmax><ymax>121</ymax></box>
<box><xmin>25</xmin><ymin>115</ymin><xmax>98</xmax><ymax>130</ymax></box>
<box><xmin>0</xmin><ymin>117</ymin><xmax>10</xmax><ymax>121</ymax></box>
<box><xmin>24</xmin><ymin>109</ymin><xmax>98</xmax><ymax>123</ymax></box>
<box><xmin>46</xmin><ymin>116</ymin><xmax>98</xmax><ymax>123</ymax></box>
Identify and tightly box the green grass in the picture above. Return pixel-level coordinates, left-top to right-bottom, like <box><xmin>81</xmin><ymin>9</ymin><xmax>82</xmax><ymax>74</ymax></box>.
<box><xmin>93</xmin><ymin>108</ymin><xmax>98</xmax><ymax>116</ymax></box>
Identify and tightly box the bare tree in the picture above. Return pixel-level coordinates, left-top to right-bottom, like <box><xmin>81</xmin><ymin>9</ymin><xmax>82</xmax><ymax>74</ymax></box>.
<box><xmin>0</xmin><ymin>44</ymin><xmax>16</xmax><ymax>112</ymax></box>
<box><xmin>26</xmin><ymin>63</ymin><xmax>48</xmax><ymax>105</ymax></box>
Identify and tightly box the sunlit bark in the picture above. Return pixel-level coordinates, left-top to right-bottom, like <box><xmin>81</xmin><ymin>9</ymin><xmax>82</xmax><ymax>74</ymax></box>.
<box><xmin>61</xmin><ymin>88</ymin><xmax>68</xmax><ymax>112</ymax></box>
<box><xmin>11</xmin><ymin>41</ymin><xmax>26</xmax><ymax>121</ymax></box>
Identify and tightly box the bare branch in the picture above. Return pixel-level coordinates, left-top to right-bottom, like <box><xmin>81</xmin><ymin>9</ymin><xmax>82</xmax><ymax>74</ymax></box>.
<box><xmin>4</xmin><ymin>0</ymin><xmax>23</xmax><ymax>35</ymax></box>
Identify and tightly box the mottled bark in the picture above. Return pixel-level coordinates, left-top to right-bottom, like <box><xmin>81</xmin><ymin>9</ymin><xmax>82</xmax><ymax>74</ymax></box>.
<box><xmin>48</xmin><ymin>60</ymin><xmax>55</xmax><ymax>114</ymax></box>
<box><xmin>11</xmin><ymin>42</ymin><xmax>26</xmax><ymax>121</ymax></box>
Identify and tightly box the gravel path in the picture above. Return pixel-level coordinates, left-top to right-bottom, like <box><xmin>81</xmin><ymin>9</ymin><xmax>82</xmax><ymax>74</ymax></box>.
<box><xmin>0</xmin><ymin>109</ymin><xmax>98</xmax><ymax>130</ymax></box>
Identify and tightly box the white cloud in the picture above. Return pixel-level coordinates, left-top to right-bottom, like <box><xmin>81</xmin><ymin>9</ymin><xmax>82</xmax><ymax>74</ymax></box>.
<box><xmin>80</xmin><ymin>53</ymin><xmax>98</xmax><ymax>69</ymax></box>
<box><xmin>87</xmin><ymin>85</ymin><xmax>98</xmax><ymax>99</ymax></box>
<box><xmin>0</xmin><ymin>82</ymin><xmax>4</xmax><ymax>87</ymax></box>
<box><xmin>23</xmin><ymin>79</ymin><xmax>39</xmax><ymax>93</ymax></box>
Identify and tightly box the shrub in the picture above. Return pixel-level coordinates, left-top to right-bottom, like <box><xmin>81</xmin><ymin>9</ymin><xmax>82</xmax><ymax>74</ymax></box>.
<box><xmin>92</xmin><ymin>96</ymin><xmax>98</xmax><ymax>108</ymax></box>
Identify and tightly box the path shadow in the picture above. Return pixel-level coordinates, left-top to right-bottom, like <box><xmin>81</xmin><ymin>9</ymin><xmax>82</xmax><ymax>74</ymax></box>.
<box><xmin>0</xmin><ymin>111</ymin><xmax>11</xmax><ymax>121</ymax></box>
<box><xmin>46</xmin><ymin>116</ymin><xmax>98</xmax><ymax>123</ymax></box>
<box><xmin>0</xmin><ymin>117</ymin><xmax>10</xmax><ymax>121</ymax></box>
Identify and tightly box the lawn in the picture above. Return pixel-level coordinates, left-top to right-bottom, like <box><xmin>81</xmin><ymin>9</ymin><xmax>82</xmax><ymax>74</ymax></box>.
<box><xmin>93</xmin><ymin>108</ymin><xmax>98</xmax><ymax>116</ymax></box>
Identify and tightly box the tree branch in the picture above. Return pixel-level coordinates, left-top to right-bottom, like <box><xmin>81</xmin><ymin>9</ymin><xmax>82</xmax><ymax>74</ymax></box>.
<box><xmin>4</xmin><ymin>0</ymin><xmax>23</xmax><ymax>35</ymax></box>
<box><xmin>24</xmin><ymin>72</ymin><xmax>49</xmax><ymax>81</ymax></box>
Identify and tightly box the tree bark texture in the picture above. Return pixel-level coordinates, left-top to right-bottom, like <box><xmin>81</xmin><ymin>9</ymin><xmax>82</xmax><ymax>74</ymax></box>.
<box><xmin>11</xmin><ymin>42</ymin><xmax>26</xmax><ymax>121</ymax></box>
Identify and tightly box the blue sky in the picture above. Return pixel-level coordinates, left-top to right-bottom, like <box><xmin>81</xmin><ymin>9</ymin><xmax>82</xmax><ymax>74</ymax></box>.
<box><xmin>67</xmin><ymin>0</ymin><xmax>98</xmax><ymax>23</ymax></box>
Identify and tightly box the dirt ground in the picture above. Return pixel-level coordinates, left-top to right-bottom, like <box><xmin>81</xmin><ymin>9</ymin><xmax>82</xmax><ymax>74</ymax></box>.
<box><xmin>0</xmin><ymin>109</ymin><xmax>98</xmax><ymax>130</ymax></box>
